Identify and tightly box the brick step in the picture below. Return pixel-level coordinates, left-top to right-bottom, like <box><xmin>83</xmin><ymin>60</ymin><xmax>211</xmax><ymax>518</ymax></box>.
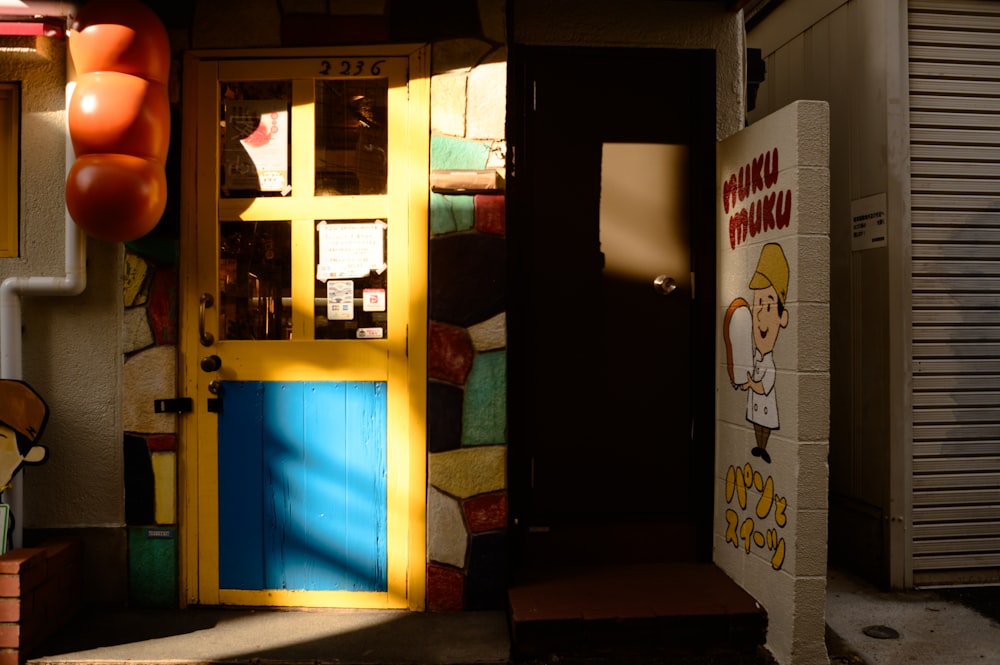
<box><xmin>0</xmin><ymin>541</ymin><xmax>82</xmax><ymax>665</ymax></box>
<box><xmin>508</xmin><ymin>562</ymin><xmax>768</xmax><ymax>663</ymax></box>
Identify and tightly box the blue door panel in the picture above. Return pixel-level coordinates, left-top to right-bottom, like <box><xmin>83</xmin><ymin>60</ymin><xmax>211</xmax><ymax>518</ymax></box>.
<box><xmin>218</xmin><ymin>382</ymin><xmax>265</xmax><ymax>589</ymax></box>
<box><xmin>218</xmin><ymin>381</ymin><xmax>387</xmax><ymax>592</ymax></box>
<box><xmin>302</xmin><ymin>382</ymin><xmax>349</xmax><ymax>590</ymax></box>
<box><xmin>343</xmin><ymin>382</ymin><xmax>388</xmax><ymax>589</ymax></box>
<box><xmin>262</xmin><ymin>382</ymin><xmax>305</xmax><ymax>590</ymax></box>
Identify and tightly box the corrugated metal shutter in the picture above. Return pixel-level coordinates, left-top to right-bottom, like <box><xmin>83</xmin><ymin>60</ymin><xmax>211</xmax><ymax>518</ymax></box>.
<box><xmin>910</xmin><ymin>0</ymin><xmax>1000</xmax><ymax>582</ymax></box>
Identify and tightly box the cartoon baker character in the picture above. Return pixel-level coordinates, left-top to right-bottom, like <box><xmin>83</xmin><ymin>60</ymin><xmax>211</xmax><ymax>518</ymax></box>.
<box><xmin>0</xmin><ymin>380</ymin><xmax>49</xmax><ymax>493</ymax></box>
<box><xmin>737</xmin><ymin>243</ymin><xmax>789</xmax><ymax>464</ymax></box>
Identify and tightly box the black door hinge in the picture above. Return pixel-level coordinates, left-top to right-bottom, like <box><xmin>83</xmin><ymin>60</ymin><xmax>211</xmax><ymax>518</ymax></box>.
<box><xmin>153</xmin><ymin>398</ymin><xmax>193</xmax><ymax>414</ymax></box>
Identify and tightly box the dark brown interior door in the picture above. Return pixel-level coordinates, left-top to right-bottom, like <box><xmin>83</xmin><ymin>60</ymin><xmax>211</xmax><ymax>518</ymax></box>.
<box><xmin>508</xmin><ymin>46</ymin><xmax>717</xmax><ymax>564</ymax></box>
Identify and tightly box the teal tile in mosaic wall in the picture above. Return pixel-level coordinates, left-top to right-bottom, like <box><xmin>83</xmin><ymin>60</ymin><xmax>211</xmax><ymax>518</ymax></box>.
<box><xmin>462</xmin><ymin>351</ymin><xmax>507</xmax><ymax>445</ymax></box>
<box><xmin>431</xmin><ymin>193</ymin><xmax>476</xmax><ymax>235</ymax></box>
<box><xmin>431</xmin><ymin>135</ymin><xmax>490</xmax><ymax>170</ymax></box>
<box><xmin>128</xmin><ymin>526</ymin><xmax>178</xmax><ymax>608</ymax></box>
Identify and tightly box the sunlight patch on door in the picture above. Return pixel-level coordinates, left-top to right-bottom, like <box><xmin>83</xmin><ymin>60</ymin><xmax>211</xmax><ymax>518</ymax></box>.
<box><xmin>598</xmin><ymin>143</ymin><xmax>690</xmax><ymax>287</ymax></box>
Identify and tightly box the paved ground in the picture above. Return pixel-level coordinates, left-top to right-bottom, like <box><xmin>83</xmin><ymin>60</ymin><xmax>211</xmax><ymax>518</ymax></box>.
<box><xmin>825</xmin><ymin>568</ymin><xmax>1000</xmax><ymax>665</ymax></box>
<box><xmin>28</xmin><ymin>608</ymin><xmax>511</xmax><ymax>665</ymax></box>
<box><xmin>26</xmin><ymin>567</ymin><xmax>1000</xmax><ymax>665</ymax></box>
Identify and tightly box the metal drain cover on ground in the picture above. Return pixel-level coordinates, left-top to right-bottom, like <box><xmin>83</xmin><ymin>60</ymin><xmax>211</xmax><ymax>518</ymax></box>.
<box><xmin>863</xmin><ymin>625</ymin><xmax>900</xmax><ymax>639</ymax></box>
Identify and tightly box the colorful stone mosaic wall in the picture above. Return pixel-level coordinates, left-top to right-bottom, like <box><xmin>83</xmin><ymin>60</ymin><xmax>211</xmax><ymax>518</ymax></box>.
<box><xmin>425</xmin><ymin>136</ymin><xmax>508</xmax><ymax>611</ymax></box>
<box><xmin>122</xmin><ymin>252</ymin><xmax>179</xmax><ymax>608</ymax></box>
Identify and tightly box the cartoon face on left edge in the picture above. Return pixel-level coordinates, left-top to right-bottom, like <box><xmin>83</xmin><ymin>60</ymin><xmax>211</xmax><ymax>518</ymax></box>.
<box><xmin>0</xmin><ymin>380</ymin><xmax>50</xmax><ymax>492</ymax></box>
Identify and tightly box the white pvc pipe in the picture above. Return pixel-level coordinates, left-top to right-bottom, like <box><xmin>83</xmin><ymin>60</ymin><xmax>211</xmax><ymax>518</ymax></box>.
<box><xmin>0</xmin><ymin>73</ymin><xmax>86</xmax><ymax>548</ymax></box>
<box><xmin>0</xmin><ymin>212</ymin><xmax>87</xmax><ymax>377</ymax></box>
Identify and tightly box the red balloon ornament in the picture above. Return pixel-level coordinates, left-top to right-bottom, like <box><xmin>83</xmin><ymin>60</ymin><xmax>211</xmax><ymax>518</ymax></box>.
<box><xmin>66</xmin><ymin>154</ymin><xmax>166</xmax><ymax>242</ymax></box>
<box><xmin>68</xmin><ymin>0</ymin><xmax>170</xmax><ymax>84</ymax></box>
<box><xmin>66</xmin><ymin>0</ymin><xmax>171</xmax><ymax>243</ymax></box>
<box><xmin>69</xmin><ymin>72</ymin><xmax>169</xmax><ymax>163</ymax></box>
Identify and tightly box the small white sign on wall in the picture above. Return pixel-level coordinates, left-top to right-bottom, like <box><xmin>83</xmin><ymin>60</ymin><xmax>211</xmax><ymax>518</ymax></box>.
<box><xmin>851</xmin><ymin>193</ymin><xmax>887</xmax><ymax>251</ymax></box>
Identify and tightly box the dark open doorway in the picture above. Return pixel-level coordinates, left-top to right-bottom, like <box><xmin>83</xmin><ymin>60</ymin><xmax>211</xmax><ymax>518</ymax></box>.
<box><xmin>506</xmin><ymin>46</ymin><xmax>718</xmax><ymax>570</ymax></box>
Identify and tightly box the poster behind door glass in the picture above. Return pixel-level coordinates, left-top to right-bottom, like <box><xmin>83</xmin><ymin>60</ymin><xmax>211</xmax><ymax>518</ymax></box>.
<box><xmin>220</xmin><ymin>81</ymin><xmax>292</xmax><ymax>198</ymax></box>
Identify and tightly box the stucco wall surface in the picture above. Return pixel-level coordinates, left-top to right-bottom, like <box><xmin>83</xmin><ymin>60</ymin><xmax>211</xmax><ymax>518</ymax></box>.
<box><xmin>0</xmin><ymin>41</ymin><xmax>123</xmax><ymax>529</ymax></box>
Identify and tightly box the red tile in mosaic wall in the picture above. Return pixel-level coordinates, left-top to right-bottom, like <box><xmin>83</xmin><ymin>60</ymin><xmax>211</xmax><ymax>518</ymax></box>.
<box><xmin>148</xmin><ymin>267</ymin><xmax>178</xmax><ymax>345</ymax></box>
<box><xmin>426</xmin><ymin>563</ymin><xmax>465</xmax><ymax>612</ymax></box>
<box><xmin>463</xmin><ymin>492</ymin><xmax>507</xmax><ymax>533</ymax></box>
<box><xmin>428</xmin><ymin>321</ymin><xmax>474</xmax><ymax>385</ymax></box>
<box><xmin>474</xmin><ymin>194</ymin><xmax>505</xmax><ymax>236</ymax></box>
<box><xmin>146</xmin><ymin>435</ymin><xmax>176</xmax><ymax>452</ymax></box>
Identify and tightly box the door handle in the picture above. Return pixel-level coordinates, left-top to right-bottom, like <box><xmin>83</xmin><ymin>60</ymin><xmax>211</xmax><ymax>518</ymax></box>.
<box><xmin>199</xmin><ymin>293</ymin><xmax>215</xmax><ymax>346</ymax></box>
<box><xmin>653</xmin><ymin>274</ymin><xmax>677</xmax><ymax>296</ymax></box>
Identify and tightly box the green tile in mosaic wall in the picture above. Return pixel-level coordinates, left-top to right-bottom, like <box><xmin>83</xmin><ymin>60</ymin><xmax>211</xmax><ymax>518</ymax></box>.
<box><xmin>431</xmin><ymin>135</ymin><xmax>490</xmax><ymax>170</ymax></box>
<box><xmin>462</xmin><ymin>350</ymin><xmax>507</xmax><ymax>445</ymax></box>
<box><xmin>431</xmin><ymin>192</ymin><xmax>476</xmax><ymax>235</ymax></box>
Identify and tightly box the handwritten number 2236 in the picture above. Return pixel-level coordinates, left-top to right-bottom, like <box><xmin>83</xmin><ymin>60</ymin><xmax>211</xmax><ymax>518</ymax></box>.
<box><xmin>320</xmin><ymin>59</ymin><xmax>386</xmax><ymax>76</ymax></box>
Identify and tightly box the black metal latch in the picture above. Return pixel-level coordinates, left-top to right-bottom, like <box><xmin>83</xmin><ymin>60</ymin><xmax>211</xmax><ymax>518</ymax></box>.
<box><xmin>154</xmin><ymin>398</ymin><xmax>193</xmax><ymax>414</ymax></box>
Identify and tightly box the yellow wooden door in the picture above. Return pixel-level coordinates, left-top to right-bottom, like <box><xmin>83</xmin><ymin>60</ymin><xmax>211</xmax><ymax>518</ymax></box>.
<box><xmin>179</xmin><ymin>46</ymin><xmax>428</xmax><ymax>609</ymax></box>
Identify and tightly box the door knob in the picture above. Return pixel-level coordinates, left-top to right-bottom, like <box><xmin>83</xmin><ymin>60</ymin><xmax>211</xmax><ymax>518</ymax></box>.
<box><xmin>653</xmin><ymin>274</ymin><xmax>677</xmax><ymax>296</ymax></box>
<box><xmin>200</xmin><ymin>355</ymin><xmax>222</xmax><ymax>372</ymax></box>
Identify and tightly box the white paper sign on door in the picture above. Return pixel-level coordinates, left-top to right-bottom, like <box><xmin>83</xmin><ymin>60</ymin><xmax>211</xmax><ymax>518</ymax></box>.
<box><xmin>316</xmin><ymin>220</ymin><xmax>387</xmax><ymax>281</ymax></box>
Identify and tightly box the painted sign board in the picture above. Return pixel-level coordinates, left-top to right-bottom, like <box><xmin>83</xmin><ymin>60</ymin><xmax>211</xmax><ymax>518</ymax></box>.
<box><xmin>716</xmin><ymin>100</ymin><xmax>830</xmax><ymax>665</ymax></box>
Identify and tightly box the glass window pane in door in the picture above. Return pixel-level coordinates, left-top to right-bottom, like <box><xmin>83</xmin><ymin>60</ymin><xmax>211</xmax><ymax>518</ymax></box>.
<box><xmin>315</xmin><ymin>79</ymin><xmax>388</xmax><ymax>195</ymax></box>
<box><xmin>219</xmin><ymin>220</ymin><xmax>292</xmax><ymax>340</ymax></box>
<box><xmin>220</xmin><ymin>81</ymin><xmax>292</xmax><ymax>198</ymax></box>
<box><xmin>314</xmin><ymin>219</ymin><xmax>388</xmax><ymax>339</ymax></box>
